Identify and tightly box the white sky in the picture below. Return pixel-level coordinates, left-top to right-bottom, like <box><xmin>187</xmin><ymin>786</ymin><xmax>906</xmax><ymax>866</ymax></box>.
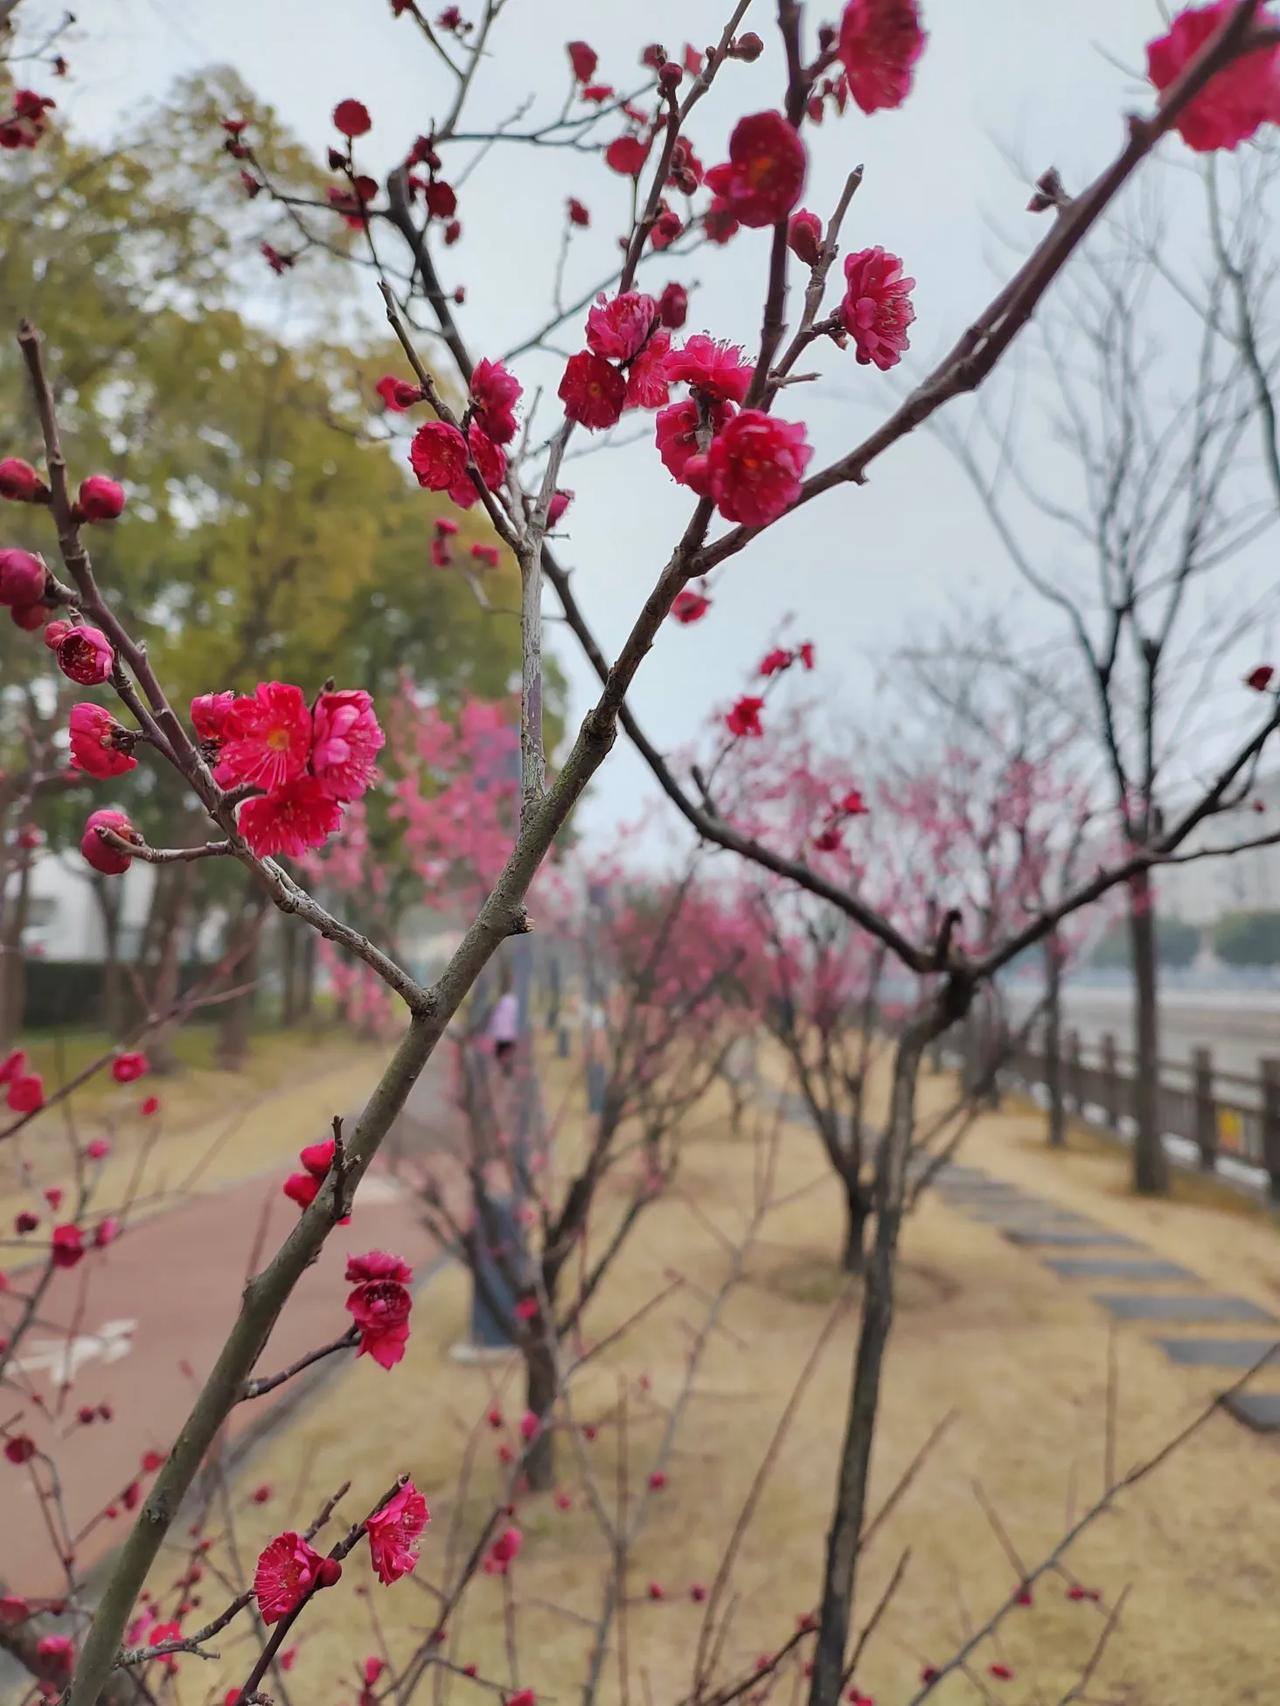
<box><xmin>17</xmin><ymin>0</ymin><xmax>1280</xmax><ymax>843</ymax></box>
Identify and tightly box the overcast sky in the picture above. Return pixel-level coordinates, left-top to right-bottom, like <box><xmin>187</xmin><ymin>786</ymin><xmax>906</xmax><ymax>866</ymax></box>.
<box><xmin>17</xmin><ymin>0</ymin><xmax>1280</xmax><ymax>842</ymax></box>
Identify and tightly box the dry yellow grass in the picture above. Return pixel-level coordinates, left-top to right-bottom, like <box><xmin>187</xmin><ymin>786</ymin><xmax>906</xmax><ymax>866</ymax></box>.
<box><xmin>0</xmin><ymin>1030</ymin><xmax>389</xmax><ymax>1257</ymax></box>
<box><xmin>194</xmin><ymin>1050</ymin><xmax>1280</xmax><ymax>1706</ymax></box>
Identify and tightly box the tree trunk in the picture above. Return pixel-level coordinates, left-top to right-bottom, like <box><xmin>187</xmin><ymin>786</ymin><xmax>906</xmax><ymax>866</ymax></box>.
<box><xmin>1127</xmin><ymin>872</ymin><xmax>1168</xmax><ymax>1196</ymax></box>
<box><xmin>280</xmin><ymin>920</ymin><xmax>299</xmax><ymax>1028</ymax></box>
<box><xmin>217</xmin><ymin>887</ymin><xmax>267</xmax><ymax>1071</ymax></box>
<box><xmin>839</xmin><ymin>1170</ymin><xmax>871</xmax><ymax>1276</ymax></box>
<box><xmin>1043</xmin><ymin>933</ymin><xmax>1066</xmax><ymax>1149</ymax></box>
<box><xmin>808</xmin><ymin>1008</ymin><xmax>942</xmax><ymax>1706</ymax></box>
<box><xmin>95</xmin><ymin>879</ymin><xmax>125</xmax><ymax>1040</ymax></box>
<box><xmin>960</xmin><ymin>1007</ymin><xmax>980</xmax><ymax>1096</ymax></box>
<box><xmin>523</xmin><ymin>1338</ymin><xmax>557</xmax><ymax>1492</ymax></box>
<box><xmin>145</xmin><ymin>864</ymin><xmax>193</xmax><ymax>1074</ymax></box>
<box><xmin>130</xmin><ymin>865</ymin><xmax>167</xmax><ymax>1027</ymax></box>
<box><xmin>299</xmin><ymin>929</ymin><xmax>316</xmax><ymax>1021</ymax></box>
<box><xmin>0</xmin><ymin>856</ymin><xmax>30</xmax><ymax>1051</ymax></box>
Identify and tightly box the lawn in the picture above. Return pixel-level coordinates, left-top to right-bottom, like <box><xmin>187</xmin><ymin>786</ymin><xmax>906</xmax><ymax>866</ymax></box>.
<box><xmin>198</xmin><ymin>1046</ymin><xmax>1280</xmax><ymax>1706</ymax></box>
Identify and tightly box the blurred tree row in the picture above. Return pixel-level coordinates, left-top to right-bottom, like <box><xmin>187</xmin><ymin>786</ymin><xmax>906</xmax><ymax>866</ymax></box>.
<box><xmin>1088</xmin><ymin>909</ymin><xmax>1280</xmax><ymax>968</ymax></box>
<box><xmin>0</xmin><ymin>70</ymin><xmax>555</xmax><ymax>1052</ymax></box>
<box><xmin>1088</xmin><ymin>915</ymin><xmax>1201</xmax><ymax>971</ymax></box>
<box><xmin>1213</xmin><ymin>909</ymin><xmax>1280</xmax><ymax>966</ymax></box>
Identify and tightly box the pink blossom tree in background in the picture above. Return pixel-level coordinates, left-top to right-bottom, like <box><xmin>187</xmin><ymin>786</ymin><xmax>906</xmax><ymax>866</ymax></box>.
<box><xmin>2</xmin><ymin>6</ymin><xmax>1280</xmax><ymax>1706</ymax></box>
<box><xmin>703</xmin><ymin>638</ymin><xmax>1099</xmax><ymax>1269</ymax></box>
<box><xmin>306</xmin><ymin>682</ymin><xmax>521</xmax><ymax>1033</ymax></box>
<box><xmin>415</xmin><ymin>846</ymin><xmax>750</xmax><ymax>1489</ymax></box>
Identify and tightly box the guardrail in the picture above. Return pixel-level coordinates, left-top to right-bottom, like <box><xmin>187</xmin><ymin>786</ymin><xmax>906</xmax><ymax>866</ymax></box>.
<box><xmin>1002</xmin><ymin>1029</ymin><xmax>1280</xmax><ymax>1200</ymax></box>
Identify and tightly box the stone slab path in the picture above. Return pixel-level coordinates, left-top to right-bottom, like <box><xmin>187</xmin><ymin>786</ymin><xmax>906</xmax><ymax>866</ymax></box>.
<box><xmin>930</xmin><ymin>1159</ymin><xmax>1280</xmax><ymax>1430</ymax></box>
<box><xmin>1096</xmin><ymin>1292</ymin><xmax>1276</xmax><ymax>1324</ymax></box>
<box><xmin>1004</xmin><ymin>1226</ymin><xmax>1142</xmax><ymax>1248</ymax></box>
<box><xmin>1157</xmin><ymin>1337</ymin><xmax>1280</xmax><ymax>1369</ymax></box>
<box><xmin>1226</xmin><ymin>1391</ymin><xmax>1280</xmax><ymax>1431</ymax></box>
<box><xmin>1045</xmin><ymin>1256</ymin><xmax>1195</xmax><ymax>1282</ymax></box>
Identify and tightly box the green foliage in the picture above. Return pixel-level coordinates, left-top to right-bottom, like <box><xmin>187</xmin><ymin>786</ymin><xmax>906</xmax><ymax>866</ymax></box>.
<box><xmin>1212</xmin><ymin>909</ymin><xmax>1280</xmax><ymax>967</ymax></box>
<box><xmin>1089</xmin><ymin>914</ymin><xmax>1201</xmax><ymax>969</ymax></box>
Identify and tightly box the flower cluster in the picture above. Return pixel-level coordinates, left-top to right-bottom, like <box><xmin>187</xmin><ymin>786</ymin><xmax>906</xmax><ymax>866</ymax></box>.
<box><xmin>758</xmin><ymin>641</ymin><xmax>815</xmax><ymax>677</ymax></box>
<box><xmin>201</xmin><ymin>682</ymin><xmax>384</xmax><ymax>861</ymax></box>
<box><xmin>654</xmin><ymin>335</ymin><xmax>813</xmax><ymax>527</ymax></box>
<box><xmin>559</xmin><ymin>291</ymin><xmax>670</xmax><ymax>431</ymax></box>
<box><xmin>409</xmin><ymin>419</ymin><xmax>508</xmax><ymax>510</ymax></box>
<box><xmin>470</xmin><ymin>357</ymin><xmax>522</xmax><ymax>444</ymax></box>
<box><xmin>345</xmin><ymin>1250</ymin><xmax>414</xmax><ymax>1369</ymax></box>
<box><xmin>726</xmin><ymin>695</ymin><xmax>766</xmax><ymax>738</ymax></box>
<box><xmin>813</xmin><ymin>787</ymin><xmax>871</xmax><ymax>854</ymax></box>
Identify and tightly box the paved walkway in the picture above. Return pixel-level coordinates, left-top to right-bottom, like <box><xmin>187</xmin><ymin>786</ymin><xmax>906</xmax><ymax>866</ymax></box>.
<box><xmin>932</xmin><ymin>1163</ymin><xmax>1280</xmax><ymax>1432</ymax></box>
<box><xmin>2</xmin><ymin>1062</ymin><xmax>465</xmax><ymax>1597</ymax></box>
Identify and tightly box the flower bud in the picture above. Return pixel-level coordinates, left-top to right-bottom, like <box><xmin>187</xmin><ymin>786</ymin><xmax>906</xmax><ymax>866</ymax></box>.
<box><xmin>190</xmin><ymin>690</ymin><xmax>235</xmax><ymax>742</ymax></box>
<box><xmin>80</xmin><ymin>808</ymin><xmax>136</xmax><ymax>875</ymax></box>
<box><xmin>76</xmin><ymin>475</ymin><xmax>126</xmax><ymax>523</ymax></box>
<box><xmin>0</xmin><ymin>458</ymin><xmax>44</xmax><ymax>502</ymax></box>
<box><xmin>657</xmin><ymin>281</ymin><xmax>688</xmax><ymax>329</ymax></box>
<box><xmin>787</xmin><ymin>209</ymin><xmax>823</xmax><ymax>266</ymax></box>
<box><xmin>0</xmin><ymin>547</ymin><xmax>46</xmax><ymax>607</ymax></box>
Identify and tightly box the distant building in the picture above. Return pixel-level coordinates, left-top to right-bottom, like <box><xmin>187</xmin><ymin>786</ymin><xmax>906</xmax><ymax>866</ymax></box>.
<box><xmin>13</xmin><ymin>852</ymin><xmax>154</xmax><ymax>963</ymax></box>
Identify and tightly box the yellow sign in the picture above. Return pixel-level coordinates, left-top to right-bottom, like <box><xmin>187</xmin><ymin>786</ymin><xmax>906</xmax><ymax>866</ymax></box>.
<box><xmin>1217</xmin><ymin>1107</ymin><xmax>1244</xmax><ymax>1154</ymax></box>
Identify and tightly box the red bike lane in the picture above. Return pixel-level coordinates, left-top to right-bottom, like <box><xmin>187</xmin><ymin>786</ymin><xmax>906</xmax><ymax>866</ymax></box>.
<box><xmin>2</xmin><ymin>1123</ymin><xmax>455</xmax><ymax>1597</ymax></box>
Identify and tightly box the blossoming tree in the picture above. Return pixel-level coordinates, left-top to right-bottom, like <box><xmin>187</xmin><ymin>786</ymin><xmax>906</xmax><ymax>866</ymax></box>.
<box><xmin>4</xmin><ymin>5</ymin><xmax>1280</xmax><ymax>1706</ymax></box>
<box><xmin>415</xmin><ymin>856</ymin><xmax>749</xmax><ymax>1488</ymax></box>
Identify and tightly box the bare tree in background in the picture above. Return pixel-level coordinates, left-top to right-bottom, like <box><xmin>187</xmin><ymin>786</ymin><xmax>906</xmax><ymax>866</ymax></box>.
<box><xmin>943</xmin><ymin>181</ymin><xmax>1280</xmax><ymax>1195</ymax></box>
<box><xmin>894</xmin><ymin>616</ymin><xmax>1099</xmax><ymax>1148</ymax></box>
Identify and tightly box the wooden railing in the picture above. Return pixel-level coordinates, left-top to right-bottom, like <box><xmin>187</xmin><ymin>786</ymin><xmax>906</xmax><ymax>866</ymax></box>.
<box><xmin>1002</xmin><ymin>1029</ymin><xmax>1280</xmax><ymax>1201</ymax></box>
